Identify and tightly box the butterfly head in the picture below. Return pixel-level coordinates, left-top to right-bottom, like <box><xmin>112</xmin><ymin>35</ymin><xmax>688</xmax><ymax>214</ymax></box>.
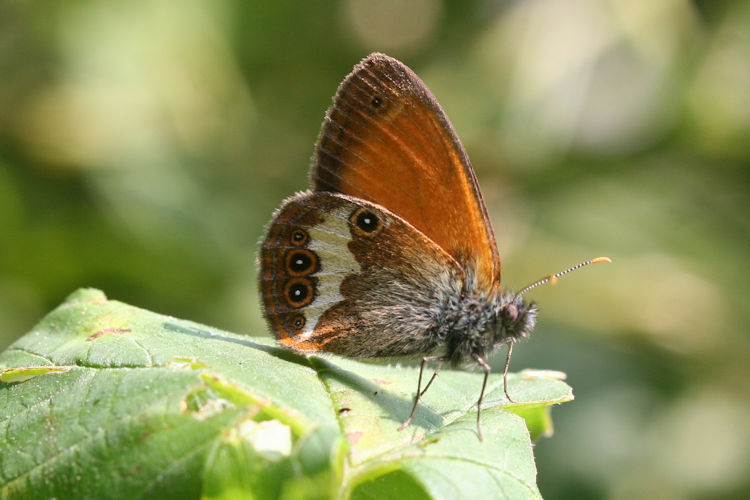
<box><xmin>442</xmin><ymin>269</ymin><xmax>539</xmax><ymax>365</ymax></box>
<box><xmin>488</xmin><ymin>256</ymin><xmax>613</xmax><ymax>351</ymax></box>
<box><xmin>494</xmin><ymin>292</ymin><xmax>537</xmax><ymax>345</ymax></box>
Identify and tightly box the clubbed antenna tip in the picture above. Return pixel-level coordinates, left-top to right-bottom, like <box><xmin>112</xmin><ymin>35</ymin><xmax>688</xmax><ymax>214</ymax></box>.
<box><xmin>516</xmin><ymin>256</ymin><xmax>612</xmax><ymax>299</ymax></box>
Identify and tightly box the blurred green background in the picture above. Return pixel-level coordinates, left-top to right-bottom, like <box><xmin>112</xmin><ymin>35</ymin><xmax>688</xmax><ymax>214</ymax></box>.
<box><xmin>1</xmin><ymin>0</ymin><xmax>748</xmax><ymax>498</ymax></box>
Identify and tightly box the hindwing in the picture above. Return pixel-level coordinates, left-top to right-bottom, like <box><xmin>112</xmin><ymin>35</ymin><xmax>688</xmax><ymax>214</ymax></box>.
<box><xmin>259</xmin><ymin>191</ymin><xmax>464</xmax><ymax>357</ymax></box>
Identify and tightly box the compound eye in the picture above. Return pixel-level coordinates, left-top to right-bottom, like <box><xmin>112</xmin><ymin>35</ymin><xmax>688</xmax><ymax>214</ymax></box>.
<box><xmin>502</xmin><ymin>304</ymin><xmax>519</xmax><ymax>323</ymax></box>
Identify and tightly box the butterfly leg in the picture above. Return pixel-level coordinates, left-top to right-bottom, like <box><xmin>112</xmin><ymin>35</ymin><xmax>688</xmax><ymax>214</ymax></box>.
<box><xmin>502</xmin><ymin>341</ymin><xmax>518</xmax><ymax>404</ymax></box>
<box><xmin>398</xmin><ymin>355</ymin><xmax>447</xmax><ymax>431</ymax></box>
<box><xmin>419</xmin><ymin>359</ymin><xmax>444</xmax><ymax>397</ymax></box>
<box><xmin>473</xmin><ymin>354</ymin><xmax>492</xmax><ymax>442</ymax></box>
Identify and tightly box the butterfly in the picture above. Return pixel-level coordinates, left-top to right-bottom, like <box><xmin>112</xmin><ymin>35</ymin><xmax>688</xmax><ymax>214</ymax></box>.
<box><xmin>259</xmin><ymin>53</ymin><xmax>609</xmax><ymax>440</ymax></box>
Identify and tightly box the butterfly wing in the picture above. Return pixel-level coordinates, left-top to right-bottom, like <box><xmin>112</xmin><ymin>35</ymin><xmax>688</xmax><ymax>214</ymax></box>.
<box><xmin>259</xmin><ymin>191</ymin><xmax>463</xmax><ymax>357</ymax></box>
<box><xmin>312</xmin><ymin>53</ymin><xmax>501</xmax><ymax>288</ymax></box>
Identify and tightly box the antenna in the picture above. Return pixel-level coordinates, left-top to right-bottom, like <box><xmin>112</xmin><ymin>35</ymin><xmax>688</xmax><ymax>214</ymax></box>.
<box><xmin>515</xmin><ymin>256</ymin><xmax>612</xmax><ymax>299</ymax></box>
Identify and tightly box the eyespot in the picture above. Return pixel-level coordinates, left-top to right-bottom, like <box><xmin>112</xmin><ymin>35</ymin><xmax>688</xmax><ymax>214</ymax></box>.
<box><xmin>284</xmin><ymin>278</ymin><xmax>314</xmax><ymax>308</ymax></box>
<box><xmin>368</xmin><ymin>94</ymin><xmax>391</xmax><ymax>114</ymax></box>
<box><xmin>285</xmin><ymin>249</ymin><xmax>317</xmax><ymax>276</ymax></box>
<box><xmin>349</xmin><ymin>207</ymin><xmax>384</xmax><ymax>237</ymax></box>
<box><xmin>289</xmin><ymin>228</ymin><xmax>308</xmax><ymax>247</ymax></box>
<box><xmin>288</xmin><ymin>314</ymin><xmax>305</xmax><ymax>334</ymax></box>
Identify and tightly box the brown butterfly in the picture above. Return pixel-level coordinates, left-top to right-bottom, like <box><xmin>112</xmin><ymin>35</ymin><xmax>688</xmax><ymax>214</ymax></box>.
<box><xmin>259</xmin><ymin>53</ymin><xmax>609</xmax><ymax>440</ymax></box>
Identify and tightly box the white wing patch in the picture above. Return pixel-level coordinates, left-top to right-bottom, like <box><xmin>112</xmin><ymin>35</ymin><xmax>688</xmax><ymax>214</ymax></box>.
<box><xmin>299</xmin><ymin>205</ymin><xmax>360</xmax><ymax>338</ymax></box>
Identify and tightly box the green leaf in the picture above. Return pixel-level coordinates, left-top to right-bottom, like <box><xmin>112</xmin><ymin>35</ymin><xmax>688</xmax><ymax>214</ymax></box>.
<box><xmin>0</xmin><ymin>289</ymin><xmax>573</xmax><ymax>499</ymax></box>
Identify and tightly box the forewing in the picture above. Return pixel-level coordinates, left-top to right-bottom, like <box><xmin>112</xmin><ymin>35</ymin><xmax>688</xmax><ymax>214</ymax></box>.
<box><xmin>259</xmin><ymin>191</ymin><xmax>463</xmax><ymax>357</ymax></box>
<box><xmin>312</xmin><ymin>53</ymin><xmax>501</xmax><ymax>287</ymax></box>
